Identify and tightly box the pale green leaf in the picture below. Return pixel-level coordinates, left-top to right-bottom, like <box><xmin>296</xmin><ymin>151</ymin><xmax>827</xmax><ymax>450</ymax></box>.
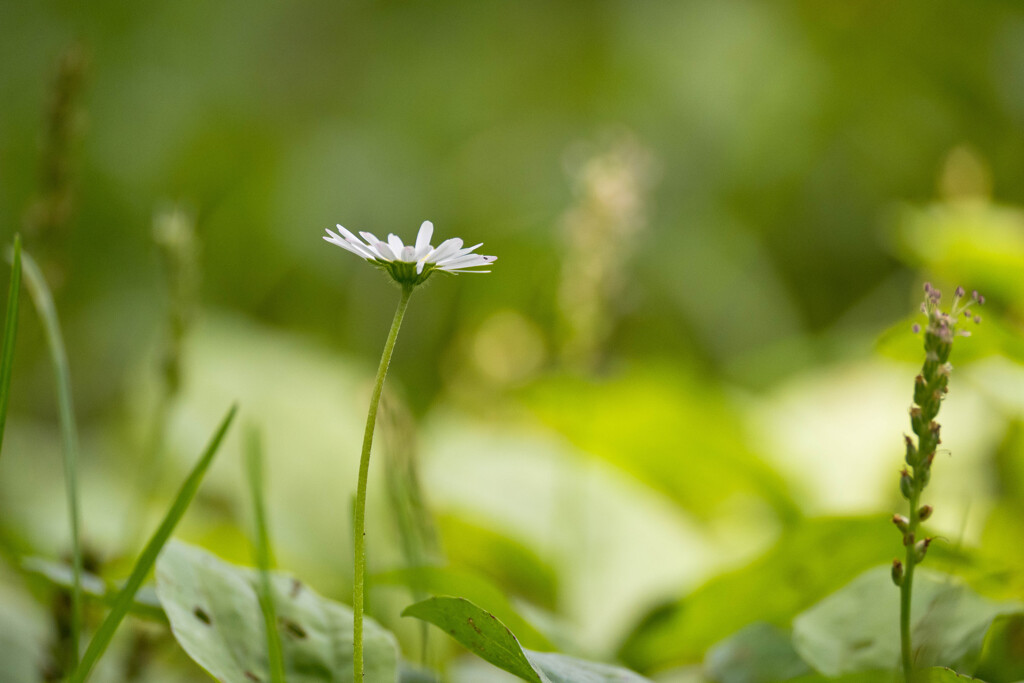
<box><xmin>156</xmin><ymin>540</ymin><xmax>399</xmax><ymax>683</ymax></box>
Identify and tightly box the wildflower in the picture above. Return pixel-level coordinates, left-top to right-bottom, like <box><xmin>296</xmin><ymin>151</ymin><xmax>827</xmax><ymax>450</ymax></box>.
<box><xmin>322</xmin><ymin>218</ymin><xmax>494</xmax><ymax>681</ymax></box>
<box><xmin>324</xmin><ymin>220</ymin><xmax>495</xmax><ymax>287</ymax></box>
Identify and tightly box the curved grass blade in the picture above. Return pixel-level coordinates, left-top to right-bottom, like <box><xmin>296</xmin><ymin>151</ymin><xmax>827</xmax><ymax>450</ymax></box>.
<box><xmin>21</xmin><ymin>248</ymin><xmax>82</xmax><ymax>668</ymax></box>
<box><xmin>0</xmin><ymin>234</ymin><xmax>22</xmax><ymax>457</ymax></box>
<box><xmin>246</xmin><ymin>425</ymin><xmax>286</xmax><ymax>683</ymax></box>
<box><xmin>69</xmin><ymin>403</ymin><xmax>238</xmax><ymax>683</ymax></box>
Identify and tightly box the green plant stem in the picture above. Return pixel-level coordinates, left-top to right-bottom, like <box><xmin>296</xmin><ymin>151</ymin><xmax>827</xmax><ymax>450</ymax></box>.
<box><xmin>21</xmin><ymin>249</ymin><xmax>82</xmax><ymax>670</ymax></box>
<box><xmin>70</xmin><ymin>404</ymin><xmax>237</xmax><ymax>683</ymax></box>
<box><xmin>246</xmin><ymin>426</ymin><xmax>286</xmax><ymax>683</ymax></box>
<box><xmin>900</xmin><ymin>490</ymin><xmax>920</xmax><ymax>681</ymax></box>
<box><xmin>0</xmin><ymin>234</ymin><xmax>22</xmax><ymax>457</ymax></box>
<box><xmin>353</xmin><ymin>284</ymin><xmax>413</xmax><ymax>682</ymax></box>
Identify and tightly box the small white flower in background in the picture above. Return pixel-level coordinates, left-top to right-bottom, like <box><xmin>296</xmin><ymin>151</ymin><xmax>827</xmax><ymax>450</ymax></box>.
<box><xmin>324</xmin><ymin>220</ymin><xmax>495</xmax><ymax>287</ymax></box>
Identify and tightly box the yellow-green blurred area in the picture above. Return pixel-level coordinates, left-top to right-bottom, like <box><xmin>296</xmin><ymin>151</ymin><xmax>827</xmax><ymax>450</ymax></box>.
<box><xmin>2</xmin><ymin>1</ymin><xmax>1024</xmax><ymax>681</ymax></box>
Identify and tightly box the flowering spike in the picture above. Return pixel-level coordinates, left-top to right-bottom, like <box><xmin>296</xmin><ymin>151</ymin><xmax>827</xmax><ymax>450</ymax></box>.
<box><xmin>892</xmin><ymin>559</ymin><xmax>904</xmax><ymax>586</ymax></box>
<box><xmin>918</xmin><ymin>505</ymin><xmax>933</xmax><ymax>521</ymax></box>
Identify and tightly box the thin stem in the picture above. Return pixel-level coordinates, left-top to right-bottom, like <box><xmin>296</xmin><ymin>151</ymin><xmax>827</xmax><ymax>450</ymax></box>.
<box><xmin>246</xmin><ymin>426</ymin><xmax>287</xmax><ymax>683</ymax></box>
<box><xmin>21</xmin><ymin>249</ymin><xmax>82</xmax><ymax>670</ymax></box>
<box><xmin>353</xmin><ymin>285</ymin><xmax>413</xmax><ymax>681</ymax></box>
<box><xmin>900</xmin><ymin>490</ymin><xmax>920</xmax><ymax>681</ymax></box>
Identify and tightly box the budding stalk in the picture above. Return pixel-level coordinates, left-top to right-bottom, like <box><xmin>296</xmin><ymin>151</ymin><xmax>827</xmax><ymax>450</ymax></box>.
<box><xmin>895</xmin><ymin>283</ymin><xmax>981</xmax><ymax>681</ymax></box>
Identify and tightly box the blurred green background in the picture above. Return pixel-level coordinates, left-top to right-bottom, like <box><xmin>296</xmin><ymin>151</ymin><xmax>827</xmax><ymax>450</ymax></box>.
<box><xmin>2</xmin><ymin>1</ymin><xmax>1024</xmax><ymax>681</ymax></box>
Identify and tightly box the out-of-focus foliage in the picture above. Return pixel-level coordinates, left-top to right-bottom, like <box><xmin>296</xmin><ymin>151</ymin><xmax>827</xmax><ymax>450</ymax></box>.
<box><xmin>2</xmin><ymin>0</ymin><xmax>1024</xmax><ymax>681</ymax></box>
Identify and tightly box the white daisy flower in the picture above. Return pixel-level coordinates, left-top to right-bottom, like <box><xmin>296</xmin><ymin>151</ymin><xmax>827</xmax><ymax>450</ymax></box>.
<box><xmin>324</xmin><ymin>220</ymin><xmax>496</xmax><ymax>286</ymax></box>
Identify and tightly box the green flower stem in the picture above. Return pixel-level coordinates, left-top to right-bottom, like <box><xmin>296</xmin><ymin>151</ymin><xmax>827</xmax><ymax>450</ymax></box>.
<box><xmin>900</xmin><ymin>489</ymin><xmax>920</xmax><ymax>680</ymax></box>
<box><xmin>353</xmin><ymin>284</ymin><xmax>413</xmax><ymax>681</ymax></box>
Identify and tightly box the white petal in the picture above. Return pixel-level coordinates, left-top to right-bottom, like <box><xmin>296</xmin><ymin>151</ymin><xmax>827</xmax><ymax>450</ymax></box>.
<box><xmin>437</xmin><ymin>254</ymin><xmax>494</xmax><ymax>269</ymax></box>
<box><xmin>400</xmin><ymin>245</ymin><xmax>416</xmax><ymax>261</ymax></box>
<box><xmin>375</xmin><ymin>241</ymin><xmax>397</xmax><ymax>261</ymax></box>
<box><xmin>415</xmin><ymin>221</ymin><xmax>434</xmax><ymax>252</ymax></box>
<box><xmin>327</xmin><ymin>228</ymin><xmax>377</xmax><ymax>259</ymax></box>
<box><xmin>388</xmin><ymin>234</ymin><xmax>405</xmax><ymax>255</ymax></box>
<box><xmin>334</xmin><ymin>224</ymin><xmax>362</xmax><ymax>243</ymax></box>
<box><xmin>416</xmin><ymin>259</ymin><xmax>425</xmax><ymax>274</ymax></box>
<box><xmin>428</xmin><ymin>238</ymin><xmax>464</xmax><ymax>262</ymax></box>
<box><xmin>360</xmin><ymin>231</ymin><xmax>383</xmax><ymax>246</ymax></box>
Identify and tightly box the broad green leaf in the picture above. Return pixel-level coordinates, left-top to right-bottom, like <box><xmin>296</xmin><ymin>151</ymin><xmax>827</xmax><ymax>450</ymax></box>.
<box><xmin>22</xmin><ymin>557</ymin><xmax>166</xmax><ymax>623</ymax></box>
<box><xmin>975</xmin><ymin>613</ymin><xmax>1024</xmax><ymax>682</ymax></box>
<box><xmin>156</xmin><ymin>540</ymin><xmax>399</xmax><ymax>682</ymax></box>
<box><xmin>523</xmin><ymin>368</ymin><xmax>800</xmax><ymax>522</ymax></box>
<box><xmin>375</xmin><ymin>565</ymin><xmax>553</xmax><ymax>650</ymax></box>
<box><xmin>792</xmin><ymin>567</ymin><xmax>1020</xmax><ymax>677</ymax></box>
<box><xmin>704</xmin><ymin>622</ymin><xmax>811</xmax><ymax>683</ymax></box>
<box><xmin>403</xmin><ymin>596</ymin><xmax>651</xmax><ymax>683</ymax></box>
<box><xmin>403</xmin><ymin>596</ymin><xmax>542</xmax><ymax>683</ymax></box>
<box><xmin>892</xmin><ymin>201</ymin><xmax>1024</xmax><ymax>311</ymax></box>
<box><xmin>918</xmin><ymin>668</ymin><xmax>988</xmax><ymax>682</ymax></box>
<box><xmin>787</xmin><ymin>673</ymin><xmax>893</xmax><ymax>683</ymax></box>
<box><xmin>525</xmin><ymin>651</ymin><xmax>651</xmax><ymax>682</ymax></box>
<box><xmin>436</xmin><ymin>513</ymin><xmax>559</xmax><ymax>610</ymax></box>
<box><xmin>618</xmin><ymin>517</ymin><xmax>911</xmax><ymax>672</ymax></box>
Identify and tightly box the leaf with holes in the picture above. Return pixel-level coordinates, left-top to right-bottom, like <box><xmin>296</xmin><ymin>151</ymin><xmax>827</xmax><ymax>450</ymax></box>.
<box><xmin>156</xmin><ymin>540</ymin><xmax>399</xmax><ymax>682</ymax></box>
<box><xmin>403</xmin><ymin>596</ymin><xmax>651</xmax><ymax>683</ymax></box>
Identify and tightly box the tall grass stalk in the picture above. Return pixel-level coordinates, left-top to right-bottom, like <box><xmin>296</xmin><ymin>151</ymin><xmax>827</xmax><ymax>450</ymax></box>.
<box><xmin>21</xmin><ymin>248</ymin><xmax>83</xmax><ymax>668</ymax></box>
<box><xmin>353</xmin><ymin>284</ymin><xmax>413</xmax><ymax>681</ymax></box>
<box><xmin>246</xmin><ymin>425</ymin><xmax>286</xmax><ymax>683</ymax></box>
<box><xmin>0</xmin><ymin>235</ymin><xmax>23</xmax><ymax>456</ymax></box>
<box><xmin>69</xmin><ymin>404</ymin><xmax>237</xmax><ymax>683</ymax></box>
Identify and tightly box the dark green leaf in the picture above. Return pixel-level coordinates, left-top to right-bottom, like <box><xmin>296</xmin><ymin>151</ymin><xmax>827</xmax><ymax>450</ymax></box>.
<box><xmin>403</xmin><ymin>596</ymin><xmax>651</xmax><ymax>683</ymax></box>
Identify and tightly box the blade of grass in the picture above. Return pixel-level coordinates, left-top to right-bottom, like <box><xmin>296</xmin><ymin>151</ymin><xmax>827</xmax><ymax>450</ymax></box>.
<box><xmin>21</xmin><ymin>248</ymin><xmax>82</xmax><ymax>669</ymax></box>
<box><xmin>0</xmin><ymin>234</ymin><xmax>22</xmax><ymax>457</ymax></box>
<box><xmin>69</xmin><ymin>403</ymin><xmax>238</xmax><ymax>683</ymax></box>
<box><xmin>246</xmin><ymin>425</ymin><xmax>286</xmax><ymax>683</ymax></box>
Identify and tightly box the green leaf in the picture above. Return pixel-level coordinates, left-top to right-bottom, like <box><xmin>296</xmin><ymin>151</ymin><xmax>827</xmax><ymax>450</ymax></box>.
<box><xmin>0</xmin><ymin>234</ymin><xmax>22</xmax><ymax>458</ymax></box>
<box><xmin>374</xmin><ymin>565</ymin><xmax>553</xmax><ymax>650</ymax></box>
<box><xmin>156</xmin><ymin>540</ymin><xmax>399</xmax><ymax>683</ymax></box>
<box><xmin>436</xmin><ymin>513</ymin><xmax>559</xmax><ymax>611</ymax></box>
<box><xmin>21</xmin><ymin>248</ymin><xmax>83</xmax><ymax>668</ymax></box>
<box><xmin>618</xmin><ymin>516</ymin><xmax>910</xmax><ymax>672</ymax></box>
<box><xmin>22</xmin><ymin>557</ymin><xmax>166</xmax><ymax>623</ymax></box>
<box><xmin>704</xmin><ymin>622</ymin><xmax>811</xmax><ymax>683</ymax></box>
<box><xmin>523</xmin><ymin>368</ymin><xmax>800</xmax><ymax>523</ymax></box>
<box><xmin>792</xmin><ymin>567</ymin><xmax>1021</xmax><ymax>677</ymax></box>
<box><xmin>974</xmin><ymin>612</ymin><xmax>1024</xmax><ymax>682</ymax></box>
<box><xmin>917</xmin><ymin>668</ymin><xmax>988</xmax><ymax>682</ymax></box>
<box><xmin>403</xmin><ymin>596</ymin><xmax>651</xmax><ymax>683</ymax></box>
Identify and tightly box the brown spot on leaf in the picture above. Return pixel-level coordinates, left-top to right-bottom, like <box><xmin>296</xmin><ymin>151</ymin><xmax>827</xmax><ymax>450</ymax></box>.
<box><xmin>290</xmin><ymin>579</ymin><xmax>302</xmax><ymax>598</ymax></box>
<box><xmin>467</xmin><ymin>617</ymin><xmax>482</xmax><ymax>635</ymax></box>
<box><xmin>193</xmin><ymin>607</ymin><xmax>211</xmax><ymax>625</ymax></box>
<box><xmin>279</xmin><ymin>617</ymin><xmax>307</xmax><ymax>639</ymax></box>
<box><xmin>244</xmin><ymin>672</ymin><xmax>261</xmax><ymax>682</ymax></box>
